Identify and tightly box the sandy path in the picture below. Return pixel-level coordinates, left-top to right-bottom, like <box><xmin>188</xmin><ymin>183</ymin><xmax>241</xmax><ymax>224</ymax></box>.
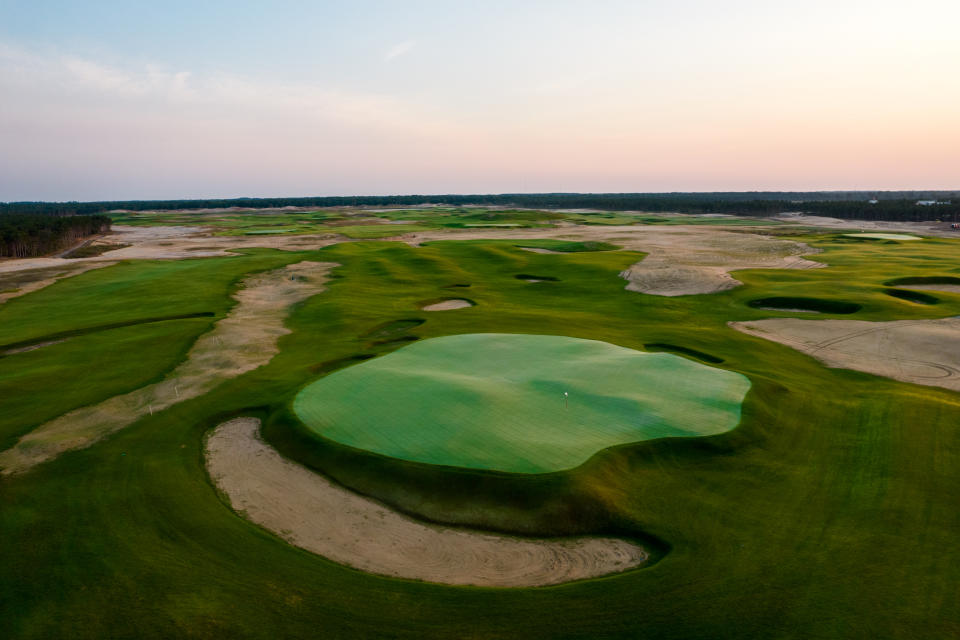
<box><xmin>206</xmin><ymin>417</ymin><xmax>648</xmax><ymax>587</ymax></box>
<box><xmin>730</xmin><ymin>316</ymin><xmax>960</xmax><ymax>392</ymax></box>
<box><xmin>401</xmin><ymin>225</ymin><xmax>822</xmax><ymax>296</ymax></box>
<box><xmin>0</xmin><ymin>261</ymin><xmax>336</xmax><ymax>476</ymax></box>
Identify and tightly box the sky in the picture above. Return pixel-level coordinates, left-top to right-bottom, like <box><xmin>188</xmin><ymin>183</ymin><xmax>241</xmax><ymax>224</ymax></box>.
<box><xmin>1</xmin><ymin>0</ymin><xmax>959</xmax><ymax>201</ymax></box>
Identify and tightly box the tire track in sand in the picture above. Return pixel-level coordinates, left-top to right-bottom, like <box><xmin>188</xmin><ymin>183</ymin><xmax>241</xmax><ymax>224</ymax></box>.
<box><xmin>0</xmin><ymin>261</ymin><xmax>336</xmax><ymax>476</ymax></box>
<box><xmin>205</xmin><ymin>417</ymin><xmax>649</xmax><ymax>587</ymax></box>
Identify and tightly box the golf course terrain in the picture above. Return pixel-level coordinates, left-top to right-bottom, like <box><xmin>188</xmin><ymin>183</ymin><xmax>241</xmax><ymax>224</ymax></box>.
<box><xmin>294</xmin><ymin>333</ymin><xmax>749</xmax><ymax>473</ymax></box>
<box><xmin>0</xmin><ymin>206</ymin><xmax>958</xmax><ymax>638</ymax></box>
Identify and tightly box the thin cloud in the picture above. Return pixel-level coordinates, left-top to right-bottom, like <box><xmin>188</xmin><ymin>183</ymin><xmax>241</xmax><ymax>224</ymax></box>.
<box><xmin>383</xmin><ymin>40</ymin><xmax>416</xmax><ymax>62</ymax></box>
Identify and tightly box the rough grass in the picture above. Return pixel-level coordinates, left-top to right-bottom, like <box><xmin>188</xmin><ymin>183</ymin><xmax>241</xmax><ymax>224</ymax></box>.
<box><xmin>0</xmin><ymin>236</ymin><xmax>959</xmax><ymax>638</ymax></box>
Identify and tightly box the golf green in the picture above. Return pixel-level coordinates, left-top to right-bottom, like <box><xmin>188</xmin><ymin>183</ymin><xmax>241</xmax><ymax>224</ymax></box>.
<box><xmin>293</xmin><ymin>334</ymin><xmax>750</xmax><ymax>473</ymax></box>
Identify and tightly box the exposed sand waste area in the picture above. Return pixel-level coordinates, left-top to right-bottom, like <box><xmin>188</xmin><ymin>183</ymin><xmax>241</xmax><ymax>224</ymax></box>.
<box><xmin>730</xmin><ymin>316</ymin><xmax>960</xmax><ymax>392</ymax></box>
<box><xmin>422</xmin><ymin>298</ymin><xmax>473</xmax><ymax>311</ymax></box>
<box><xmin>402</xmin><ymin>226</ymin><xmax>823</xmax><ymax>296</ymax></box>
<box><xmin>0</xmin><ymin>261</ymin><xmax>335</xmax><ymax>475</ymax></box>
<box><xmin>205</xmin><ymin>417</ymin><xmax>649</xmax><ymax>587</ymax></box>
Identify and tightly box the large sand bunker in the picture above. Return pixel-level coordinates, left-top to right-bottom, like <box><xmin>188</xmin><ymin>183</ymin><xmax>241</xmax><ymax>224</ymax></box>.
<box><xmin>0</xmin><ymin>261</ymin><xmax>335</xmax><ymax>475</ymax></box>
<box><xmin>730</xmin><ymin>316</ymin><xmax>960</xmax><ymax>392</ymax></box>
<box><xmin>205</xmin><ymin>417</ymin><xmax>648</xmax><ymax>587</ymax></box>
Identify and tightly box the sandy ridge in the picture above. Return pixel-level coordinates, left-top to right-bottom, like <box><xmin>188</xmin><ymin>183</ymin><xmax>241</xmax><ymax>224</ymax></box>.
<box><xmin>205</xmin><ymin>417</ymin><xmax>649</xmax><ymax>587</ymax></box>
<box><xmin>0</xmin><ymin>261</ymin><xmax>336</xmax><ymax>475</ymax></box>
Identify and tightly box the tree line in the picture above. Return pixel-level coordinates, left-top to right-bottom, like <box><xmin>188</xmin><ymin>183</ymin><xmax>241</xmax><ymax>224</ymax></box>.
<box><xmin>0</xmin><ymin>214</ymin><xmax>112</xmax><ymax>258</ymax></box>
<box><xmin>2</xmin><ymin>192</ymin><xmax>959</xmax><ymax>222</ymax></box>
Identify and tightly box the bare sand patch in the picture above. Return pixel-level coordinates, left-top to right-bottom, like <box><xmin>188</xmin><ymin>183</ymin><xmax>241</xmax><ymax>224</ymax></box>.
<box><xmin>519</xmin><ymin>246</ymin><xmax>562</xmax><ymax>254</ymax></box>
<box><xmin>422</xmin><ymin>299</ymin><xmax>473</xmax><ymax>311</ymax></box>
<box><xmin>730</xmin><ymin>316</ymin><xmax>960</xmax><ymax>391</ymax></box>
<box><xmin>0</xmin><ymin>261</ymin><xmax>336</xmax><ymax>476</ymax></box>
<box><xmin>2</xmin><ymin>339</ymin><xmax>67</xmax><ymax>356</ymax></box>
<box><xmin>205</xmin><ymin>417</ymin><xmax>648</xmax><ymax>587</ymax></box>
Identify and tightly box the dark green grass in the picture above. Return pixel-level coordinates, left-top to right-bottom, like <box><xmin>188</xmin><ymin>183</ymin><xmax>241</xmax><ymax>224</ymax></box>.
<box><xmin>644</xmin><ymin>342</ymin><xmax>724</xmax><ymax>364</ymax></box>
<box><xmin>513</xmin><ymin>240</ymin><xmax>619</xmax><ymax>252</ymax></box>
<box><xmin>1</xmin><ymin>237</ymin><xmax>959</xmax><ymax>638</ymax></box>
<box><xmin>883</xmin><ymin>275</ymin><xmax>960</xmax><ymax>287</ymax></box>
<box><xmin>747</xmin><ymin>296</ymin><xmax>862</xmax><ymax>314</ymax></box>
<box><xmin>883</xmin><ymin>288</ymin><xmax>940</xmax><ymax>305</ymax></box>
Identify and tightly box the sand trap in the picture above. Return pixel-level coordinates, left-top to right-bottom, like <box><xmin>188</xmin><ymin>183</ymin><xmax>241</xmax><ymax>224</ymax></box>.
<box><xmin>422</xmin><ymin>298</ymin><xmax>473</xmax><ymax>311</ymax></box>
<box><xmin>730</xmin><ymin>316</ymin><xmax>960</xmax><ymax>392</ymax></box>
<box><xmin>205</xmin><ymin>417</ymin><xmax>648</xmax><ymax>587</ymax></box>
<box><xmin>0</xmin><ymin>261</ymin><xmax>336</xmax><ymax>475</ymax></box>
<box><xmin>842</xmin><ymin>233</ymin><xmax>921</xmax><ymax>241</ymax></box>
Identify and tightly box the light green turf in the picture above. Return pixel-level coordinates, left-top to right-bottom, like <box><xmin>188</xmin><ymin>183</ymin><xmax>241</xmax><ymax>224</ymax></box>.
<box><xmin>293</xmin><ymin>333</ymin><xmax>750</xmax><ymax>473</ymax></box>
<box><xmin>843</xmin><ymin>232</ymin><xmax>921</xmax><ymax>240</ymax></box>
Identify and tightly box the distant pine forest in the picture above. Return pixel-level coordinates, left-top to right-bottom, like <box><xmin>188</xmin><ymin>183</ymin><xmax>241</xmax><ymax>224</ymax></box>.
<box><xmin>0</xmin><ymin>214</ymin><xmax>111</xmax><ymax>258</ymax></box>
<box><xmin>3</xmin><ymin>191</ymin><xmax>959</xmax><ymax>222</ymax></box>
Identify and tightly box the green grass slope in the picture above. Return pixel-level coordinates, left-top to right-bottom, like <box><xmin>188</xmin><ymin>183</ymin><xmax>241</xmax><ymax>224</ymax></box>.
<box><xmin>0</xmin><ymin>236</ymin><xmax>958</xmax><ymax>638</ymax></box>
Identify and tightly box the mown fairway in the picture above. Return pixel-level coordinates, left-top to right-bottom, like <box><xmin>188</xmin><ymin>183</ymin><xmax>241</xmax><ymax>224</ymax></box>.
<box><xmin>294</xmin><ymin>333</ymin><xmax>749</xmax><ymax>472</ymax></box>
<box><xmin>1</xmin><ymin>233</ymin><xmax>959</xmax><ymax>638</ymax></box>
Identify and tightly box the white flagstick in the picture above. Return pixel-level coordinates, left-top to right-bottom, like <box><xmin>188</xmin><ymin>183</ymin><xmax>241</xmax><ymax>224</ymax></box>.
<box><xmin>564</xmin><ymin>391</ymin><xmax>568</xmax><ymax>409</ymax></box>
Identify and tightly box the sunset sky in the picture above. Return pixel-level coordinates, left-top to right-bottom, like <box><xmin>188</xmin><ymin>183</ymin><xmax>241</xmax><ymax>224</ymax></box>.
<box><xmin>2</xmin><ymin>0</ymin><xmax>959</xmax><ymax>200</ymax></box>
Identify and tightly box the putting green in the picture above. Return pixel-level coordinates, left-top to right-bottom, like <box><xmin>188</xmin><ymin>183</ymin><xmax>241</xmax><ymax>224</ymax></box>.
<box><xmin>293</xmin><ymin>334</ymin><xmax>750</xmax><ymax>473</ymax></box>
